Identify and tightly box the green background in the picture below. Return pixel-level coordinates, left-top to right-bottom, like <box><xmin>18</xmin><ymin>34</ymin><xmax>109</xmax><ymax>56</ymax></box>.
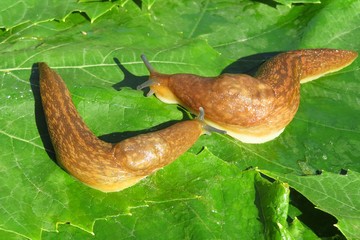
<box><xmin>0</xmin><ymin>0</ymin><xmax>359</xmax><ymax>239</ymax></box>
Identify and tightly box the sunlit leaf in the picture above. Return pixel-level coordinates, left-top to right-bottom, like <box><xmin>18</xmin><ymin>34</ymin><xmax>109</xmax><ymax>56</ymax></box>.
<box><xmin>0</xmin><ymin>0</ymin><xmax>359</xmax><ymax>239</ymax></box>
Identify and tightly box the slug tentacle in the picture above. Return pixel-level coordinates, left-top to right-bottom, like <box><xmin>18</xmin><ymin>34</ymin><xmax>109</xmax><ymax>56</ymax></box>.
<box><xmin>136</xmin><ymin>79</ymin><xmax>156</xmax><ymax>90</ymax></box>
<box><xmin>137</xmin><ymin>55</ymin><xmax>159</xmax><ymax>93</ymax></box>
<box><xmin>197</xmin><ymin>107</ymin><xmax>205</xmax><ymax>121</ymax></box>
<box><xmin>136</xmin><ymin>79</ymin><xmax>156</xmax><ymax>97</ymax></box>
<box><xmin>39</xmin><ymin>62</ymin><xmax>205</xmax><ymax>192</ymax></box>
<box><xmin>141</xmin><ymin>54</ymin><xmax>155</xmax><ymax>73</ymax></box>
<box><xmin>197</xmin><ymin>107</ymin><xmax>227</xmax><ymax>135</ymax></box>
<box><xmin>138</xmin><ymin>55</ymin><xmax>179</xmax><ymax>104</ymax></box>
<box><xmin>139</xmin><ymin>49</ymin><xmax>358</xmax><ymax>143</ymax></box>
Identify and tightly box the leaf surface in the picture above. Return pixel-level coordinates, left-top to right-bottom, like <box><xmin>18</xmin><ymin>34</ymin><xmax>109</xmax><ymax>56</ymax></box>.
<box><xmin>0</xmin><ymin>0</ymin><xmax>359</xmax><ymax>239</ymax></box>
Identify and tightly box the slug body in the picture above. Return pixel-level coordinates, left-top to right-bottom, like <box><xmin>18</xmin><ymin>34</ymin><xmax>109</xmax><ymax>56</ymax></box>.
<box><xmin>39</xmin><ymin>63</ymin><xmax>204</xmax><ymax>192</ymax></box>
<box><xmin>138</xmin><ymin>49</ymin><xmax>358</xmax><ymax>143</ymax></box>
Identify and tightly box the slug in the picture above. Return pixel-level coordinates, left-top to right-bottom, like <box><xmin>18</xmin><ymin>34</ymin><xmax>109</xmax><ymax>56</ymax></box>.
<box><xmin>138</xmin><ymin>49</ymin><xmax>358</xmax><ymax>143</ymax></box>
<box><xmin>38</xmin><ymin>62</ymin><xmax>205</xmax><ymax>192</ymax></box>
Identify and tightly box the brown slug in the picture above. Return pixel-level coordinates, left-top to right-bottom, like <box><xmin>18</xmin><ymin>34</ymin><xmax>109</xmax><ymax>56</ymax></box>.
<box><xmin>39</xmin><ymin>62</ymin><xmax>205</xmax><ymax>192</ymax></box>
<box><xmin>138</xmin><ymin>49</ymin><xmax>358</xmax><ymax>143</ymax></box>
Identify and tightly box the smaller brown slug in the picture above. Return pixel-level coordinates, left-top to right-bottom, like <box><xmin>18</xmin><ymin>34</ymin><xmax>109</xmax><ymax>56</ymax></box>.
<box><xmin>39</xmin><ymin>62</ymin><xmax>207</xmax><ymax>192</ymax></box>
<box><xmin>138</xmin><ymin>49</ymin><xmax>358</xmax><ymax>143</ymax></box>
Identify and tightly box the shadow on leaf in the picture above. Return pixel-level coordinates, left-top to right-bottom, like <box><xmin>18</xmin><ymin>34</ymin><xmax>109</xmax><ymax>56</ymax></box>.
<box><xmin>221</xmin><ymin>51</ymin><xmax>280</xmax><ymax>75</ymax></box>
<box><xmin>29</xmin><ymin>63</ymin><xmax>56</xmax><ymax>161</ymax></box>
<box><xmin>112</xmin><ymin>57</ymin><xmax>149</xmax><ymax>94</ymax></box>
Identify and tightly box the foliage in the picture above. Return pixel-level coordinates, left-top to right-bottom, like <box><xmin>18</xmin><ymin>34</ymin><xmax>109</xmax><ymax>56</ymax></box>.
<box><xmin>0</xmin><ymin>0</ymin><xmax>359</xmax><ymax>239</ymax></box>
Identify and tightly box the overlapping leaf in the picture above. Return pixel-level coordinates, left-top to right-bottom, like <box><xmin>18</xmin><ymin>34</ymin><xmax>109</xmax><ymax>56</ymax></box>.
<box><xmin>274</xmin><ymin>0</ymin><xmax>321</xmax><ymax>7</ymax></box>
<box><xmin>263</xmin><ymin>170</ymin><xmax>360</xmax><ymax>239</ymax></box>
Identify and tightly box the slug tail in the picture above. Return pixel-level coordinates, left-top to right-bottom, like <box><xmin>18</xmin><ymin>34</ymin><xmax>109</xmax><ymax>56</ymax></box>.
<box><xmin>297</xmin><ymin>49</ymin><xmax>358</xmax><ymax>84</ymax></box>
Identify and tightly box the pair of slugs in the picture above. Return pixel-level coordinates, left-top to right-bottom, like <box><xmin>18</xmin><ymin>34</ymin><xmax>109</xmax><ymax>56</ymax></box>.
<box><xmin>38</xmin><ymin>49</ymin><xmax>358</xmax><ymax>192</ymax></box>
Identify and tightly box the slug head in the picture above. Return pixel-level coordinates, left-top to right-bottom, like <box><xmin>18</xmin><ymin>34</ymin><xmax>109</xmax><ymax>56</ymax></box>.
<box><xmin>112</xmin><ymin>107</ymin><xmax>224</xmax><ymax>176</ymax></box>
<box><xmin>112</xmin><ymin>120</ymin><xmax>202</xmax><ymax>175</ymax></box>
<box><xmin>137</xmin><ymin>54</ymin><xmax>180</xmax><ymax>104</ymax></box>
<box><xmin>113</xmin><ymin>133</ymin><xmax>172</xmax><ymax>176</ymax></box>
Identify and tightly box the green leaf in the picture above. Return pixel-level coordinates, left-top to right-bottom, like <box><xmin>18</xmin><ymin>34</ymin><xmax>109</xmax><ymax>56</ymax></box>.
<box><xmin>287</xmin><ymin>218</ymin><xmax>320</xmax><ymax>240</ymax></box>
<box><xmin>262</xmin><ymin>170</ymin><xmax>360</xmax><ymax>240</ymax></box>
<box><xmin>255</xmin><ymin>176</ymin><xmax>291</xmax><ymax>239</ymax></box>
<box><xmin>41</xmin><ymin>151</ymin><xmax>265</xmax><ymax>240</ymax></box>
<box><xmin>274</xmin><ymin>0</ymin><xmax>321</xmax><ymax>7</ymax></box>
<box><xmin>0</xmin><ymin>0</ymin><xmax>123</xmax><ymax>30</ymax></box>
<box><xmin>1</xmin><ymin>0</ymin><xmax>359</xmax><ymax>239</ymax></box>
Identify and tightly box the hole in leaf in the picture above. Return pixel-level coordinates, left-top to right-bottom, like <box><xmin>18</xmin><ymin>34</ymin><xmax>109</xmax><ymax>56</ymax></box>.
<box><xmin>339</xmin><ymin>169</ymin><xmax>348</xmax><ymax>175</ymax></box>
<box><xmin>290</xmin><ymin>188</ymin><xmax>344</xmax><ymax>238</ymax></box>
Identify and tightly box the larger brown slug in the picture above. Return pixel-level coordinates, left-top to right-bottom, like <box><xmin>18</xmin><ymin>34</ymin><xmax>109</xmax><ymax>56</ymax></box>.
<box><xmin>138</xmin><ymin>49</ymin><xmax>358</xmax><ymax>143</ymax></box>
<box><xmin>39</xmin><ymin>63</ymin><xmax>205</xmax><ymax>192</ymax></box>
